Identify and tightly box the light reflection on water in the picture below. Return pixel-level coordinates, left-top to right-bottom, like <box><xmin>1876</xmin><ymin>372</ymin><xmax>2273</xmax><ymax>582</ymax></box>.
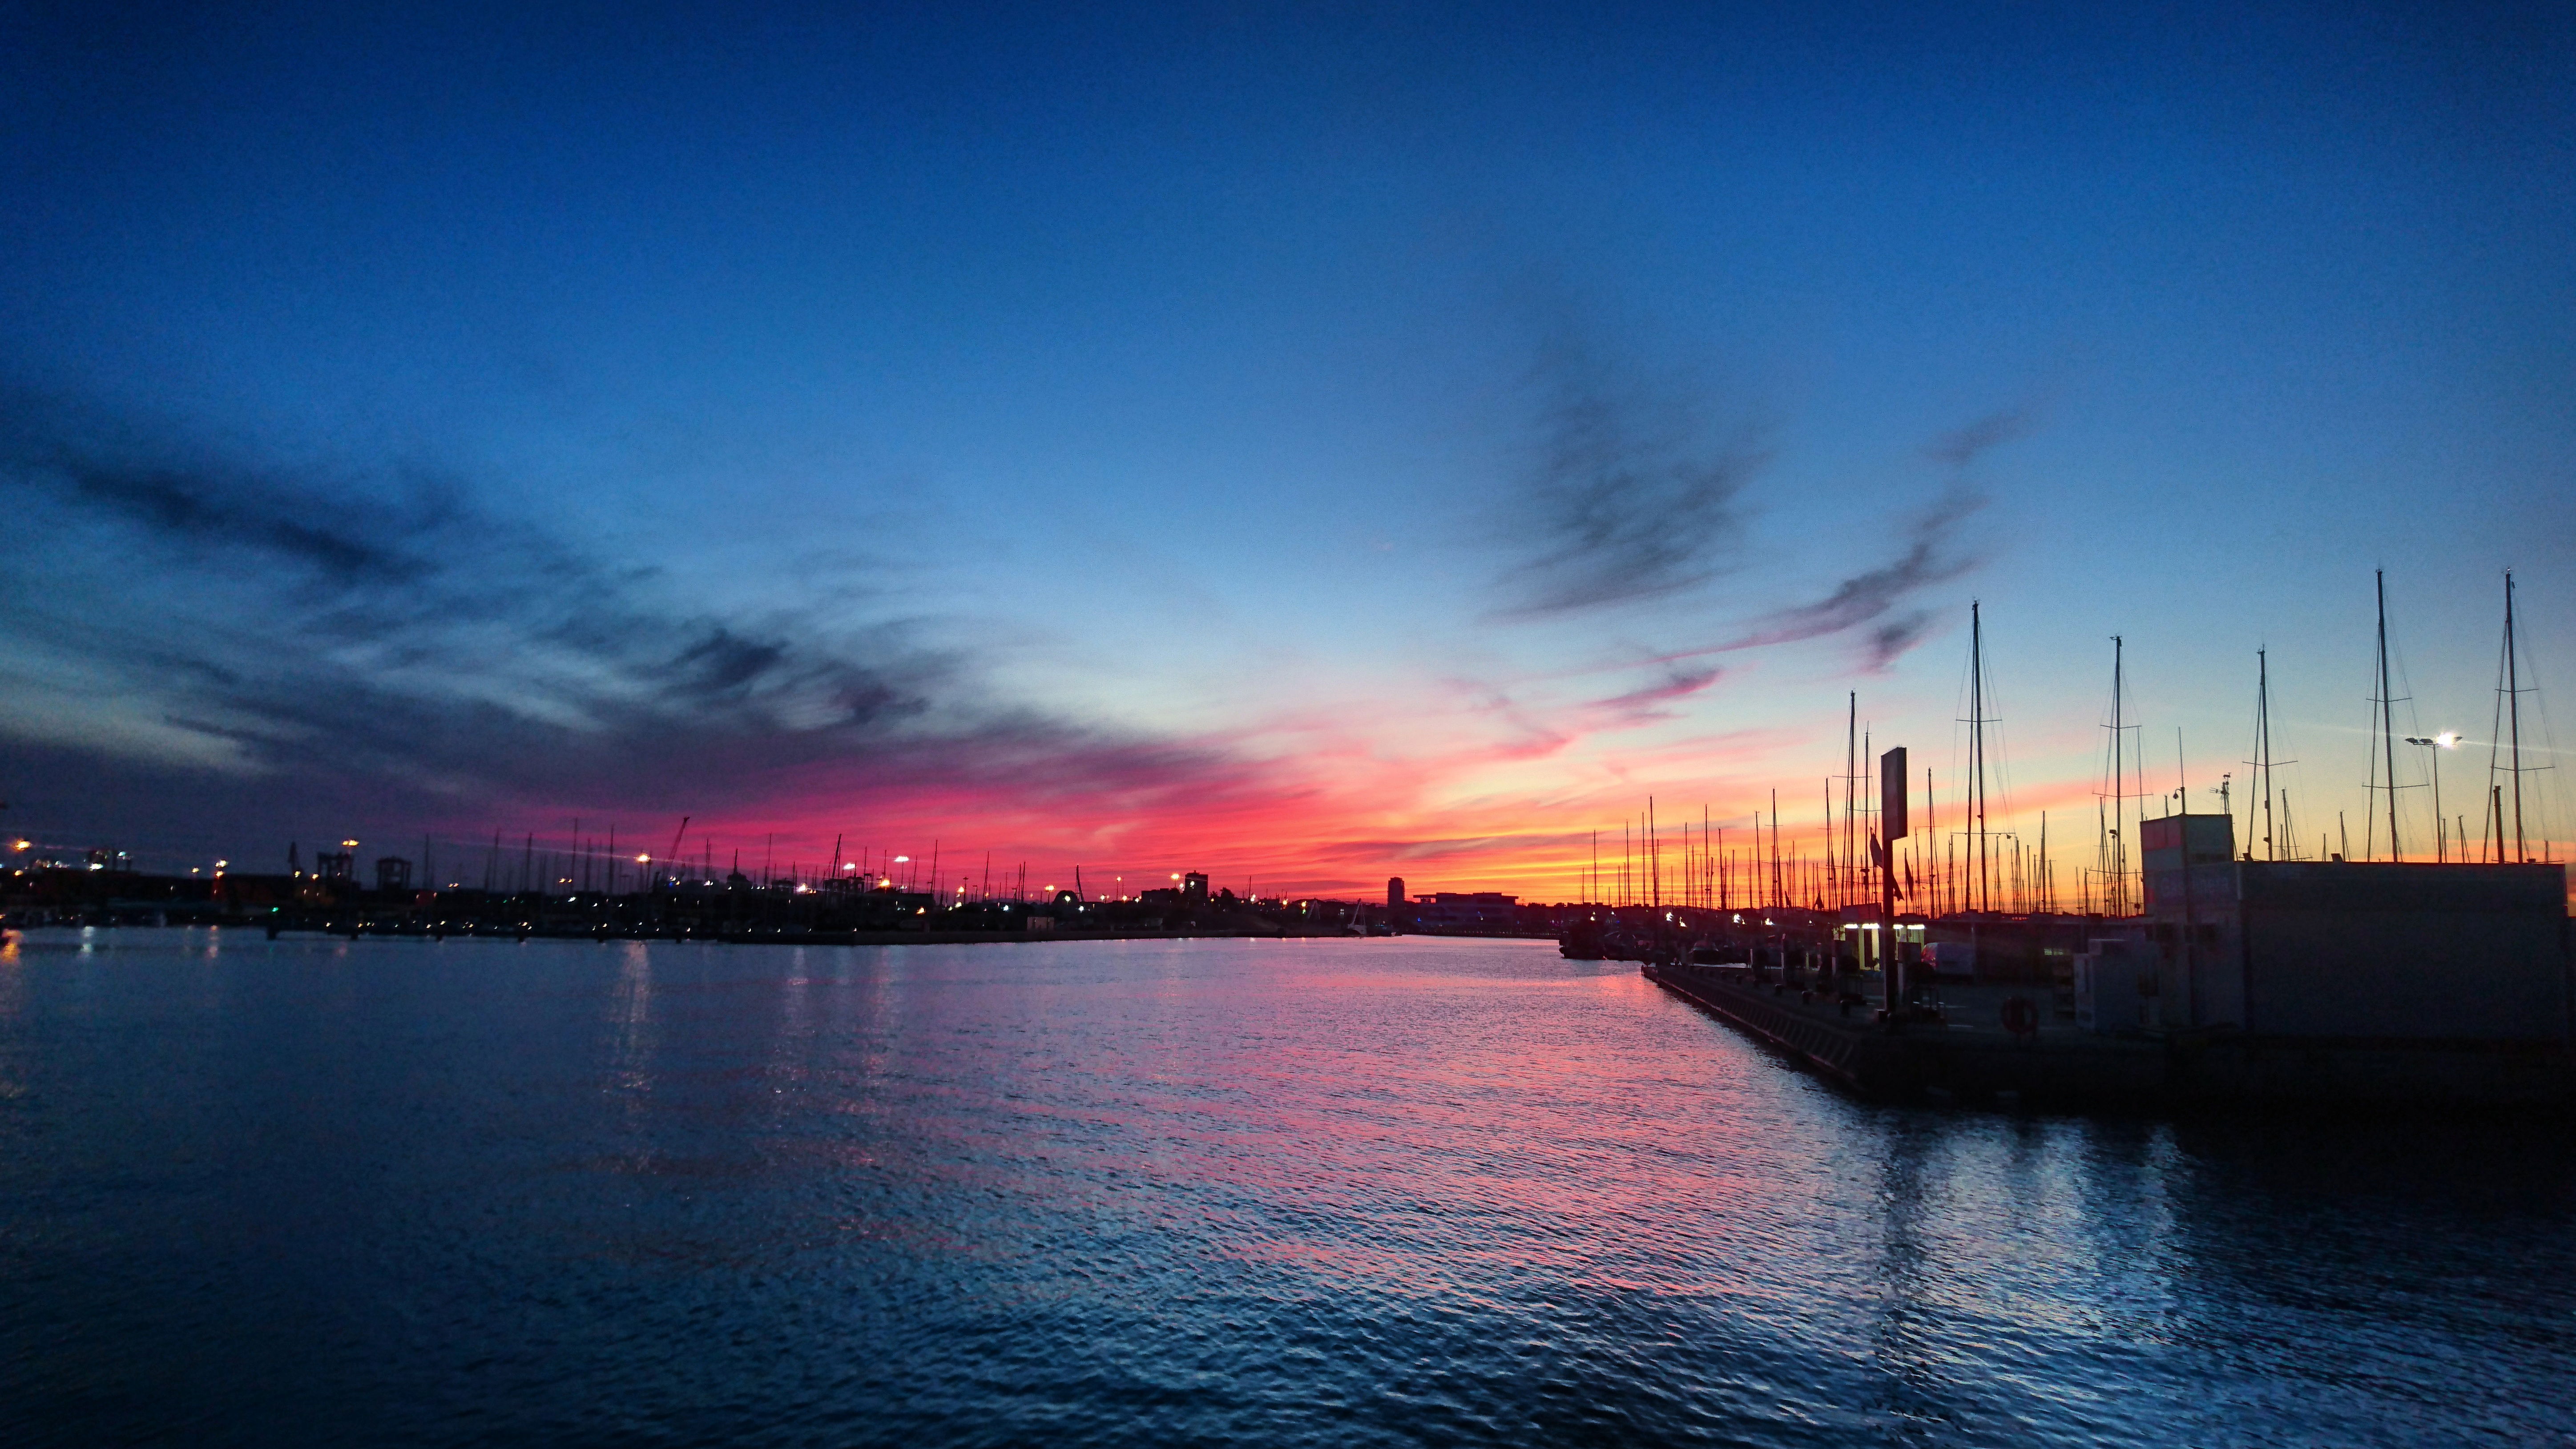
<box><xmin>0</xmin><ymin>931</ymin><xmax>2570</xmax><ymax>1447</ymax></box>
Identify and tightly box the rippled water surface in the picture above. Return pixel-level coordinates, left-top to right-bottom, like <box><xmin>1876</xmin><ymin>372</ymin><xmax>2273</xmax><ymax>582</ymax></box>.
<box><xmin>4</xmin><ymin>930</ymin><xmax>2573</xmax><ymax>1446</ymax></box>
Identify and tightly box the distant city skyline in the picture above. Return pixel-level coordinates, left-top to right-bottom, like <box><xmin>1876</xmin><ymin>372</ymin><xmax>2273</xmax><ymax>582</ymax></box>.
<box><xmin>3</xmin><ymin>4</ymin><xmax>2570</xmax><ymax>897</ymax></box>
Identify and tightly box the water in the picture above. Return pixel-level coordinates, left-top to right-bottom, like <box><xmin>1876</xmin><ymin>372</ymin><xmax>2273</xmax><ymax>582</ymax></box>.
<box><xmin>2</xmin><ymin>930</ymin><xmax>2571</xmax><ymax>1447</ymax></box>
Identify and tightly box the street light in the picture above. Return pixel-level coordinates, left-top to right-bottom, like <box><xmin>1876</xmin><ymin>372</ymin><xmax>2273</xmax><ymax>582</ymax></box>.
<box><xmin>2404</xmin><ymin>733</ymin><xmax>2460</xmax><ymax>862</ymax></box>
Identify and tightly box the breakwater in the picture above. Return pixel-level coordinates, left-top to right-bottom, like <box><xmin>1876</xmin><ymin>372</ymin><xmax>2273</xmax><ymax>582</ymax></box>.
<box><xmin>1645</xmin><ymin>959</ymin><xmax>2576</xmax><ymax>1108</ymax></box>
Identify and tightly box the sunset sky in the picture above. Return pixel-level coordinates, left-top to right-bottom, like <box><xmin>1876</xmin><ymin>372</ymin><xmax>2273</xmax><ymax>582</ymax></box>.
<box><xmin>3</xmin><ymin>3</ymin><xmax>2571</xmax><ymax>898</ymax></box>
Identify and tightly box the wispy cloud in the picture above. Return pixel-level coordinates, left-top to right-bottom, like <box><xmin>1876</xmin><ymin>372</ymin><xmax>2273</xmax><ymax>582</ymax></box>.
<box><xmin>1924</xmin><ymin>407</ymin><xmax>2037</xmax><ymax>471</ymax></box>
<box><xmin>1590</xmin><ymin>665</ymin><xmax>1722</xmax><ymax>723</ymax></box>
<box><xmin>0</xmin><ymin>393</ymin><xmax>1260</xmax><ymax>845</ymax></box>
<box><xmin>1489</xmin><ymin>338</ymin><xmax>1767</xmax><ymax>618</ymax></box>
<box><xmin>1713</xmin><ymin>398</ymin><xmax>2030</xmax><ymax>668</ymax></box>
<box><xmin>1714</xmin><ymin>490</ymin><xmax>1986</xmax><ymax>669</ymax></box>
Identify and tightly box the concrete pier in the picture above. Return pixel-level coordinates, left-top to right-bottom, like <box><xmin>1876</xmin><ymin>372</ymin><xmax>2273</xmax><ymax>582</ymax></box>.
<box><xmin>1646</xmin><ymin>960</ymin><xmax>2576</xmax><ymax>1108</ymax></box>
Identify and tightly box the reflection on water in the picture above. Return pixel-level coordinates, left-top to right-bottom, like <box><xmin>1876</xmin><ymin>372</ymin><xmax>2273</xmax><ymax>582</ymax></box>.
<box><xmin>606</xmin><ymin>938</ymin><xmax>656</xmax><ymax>1103</ymax></box>
<box><xmin>0</xmin><ymin>931</ymin><xmax>2570</xmax><ymax>1447</ymax></box>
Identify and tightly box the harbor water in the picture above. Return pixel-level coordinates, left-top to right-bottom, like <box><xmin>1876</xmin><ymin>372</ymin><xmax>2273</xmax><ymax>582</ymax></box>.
<box><xmin>3</xmin><ymin>930</ymin><xmax>2572</xmax><ymax>1446</ymax></box>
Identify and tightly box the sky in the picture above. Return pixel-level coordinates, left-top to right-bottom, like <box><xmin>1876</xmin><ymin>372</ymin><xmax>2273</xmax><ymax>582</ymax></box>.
<box><xmin>2</xmin><ymin>1</ymin><xmax>2572</xmax><ymax>901</ymax></box>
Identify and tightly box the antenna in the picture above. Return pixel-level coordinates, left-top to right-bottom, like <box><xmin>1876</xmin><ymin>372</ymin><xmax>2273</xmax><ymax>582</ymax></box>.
<box><xmin>2177</xmin><ymin>727</ymin><xmax>2187</xmax><ymax>814</ymax></box>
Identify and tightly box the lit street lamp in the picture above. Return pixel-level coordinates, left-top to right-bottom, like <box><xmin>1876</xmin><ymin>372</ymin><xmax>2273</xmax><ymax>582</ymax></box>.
<box><xmin>2403</xmin><ymin>733</ymin><xmax>2460</xmax><ymax>862</ymax></box>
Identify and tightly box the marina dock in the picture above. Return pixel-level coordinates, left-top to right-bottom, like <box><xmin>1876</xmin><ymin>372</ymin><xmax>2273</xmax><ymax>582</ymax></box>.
<box><xmin>1645</xmin><ymin>959</ymin><xmax>2576</xmax><ymax>1108</ymax></box>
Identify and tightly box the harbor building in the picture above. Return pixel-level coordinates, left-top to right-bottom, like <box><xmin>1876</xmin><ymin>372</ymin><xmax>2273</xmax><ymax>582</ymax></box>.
<box><xmin>1410</xmin><ymin>892</ymin><xmax>1519</xmax><ymax>930</ymax></box>
<box><xmin>2077</xmin><ymin>812</ymin><xmax>2572</xmax><ymax>1042</ymax></box>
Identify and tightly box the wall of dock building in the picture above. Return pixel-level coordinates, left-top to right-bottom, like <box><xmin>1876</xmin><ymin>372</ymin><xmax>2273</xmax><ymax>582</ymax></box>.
<box><xmin>2230</xmin><ymin>862</ymin><xmax>2570</xmax><ymax>1041</ymax></box>
<box><xmin>2137</xmin><ymin>809</ymin><xmax>2571</xmax><ymax>1043</ymax></box>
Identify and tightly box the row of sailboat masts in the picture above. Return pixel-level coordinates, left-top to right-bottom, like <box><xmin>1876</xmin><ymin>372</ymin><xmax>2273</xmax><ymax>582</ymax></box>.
<box><xmin>1586</xmin><ymin>791</ymin><xmax>1838</xmax><ymax>912</ymax></box>
<box><xmin>1573</xmin><ymin>801</ymin><xmax>2063</xmax><ymax>916</ymax></box>
<box><xmin>1580</xmin><ymin>753</ymin><xmax>2062</xmax><ymax>920</ymax></box>
<box><xmin>331</xmin><ymin>825</ymin><xmax>1067</xmax><ymax>905</ymax></box>
<box><xmin>1592</xmin><ymin>569</ymin><xmax>2555</xmax><ymax>912</ymax></box>
<box><xmin>230</xmin><ymin>831</ymin><xmax>1039</xmax><ymax>904</ymax></box>
<box><xmin>1641</xmin><ymin>567</ymin><xmax>2560</xmax><ymax>914</ymax></box>
<box><xmin>1576</xmin><ymin>815</ymin><xmax>2066</xmax><ymax>917</ymax></box>
<box><xmin>2194</xmin><ymin>568</ymin><xmax>2544</xmax><ymax>877</ymax></box>
<box><xmin>2338</xmin><ymin>568</ymin><xmax>2547</xmax><ymax>865</ymax></box>
<box><xmin>1582</xmin><ymin>602</ymin><xmax>2040</xmax><ymax>916</ymax></box>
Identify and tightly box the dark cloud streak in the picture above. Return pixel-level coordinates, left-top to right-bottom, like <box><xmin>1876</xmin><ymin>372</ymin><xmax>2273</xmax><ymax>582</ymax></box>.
<box><xmin>1719</xmin><ymin>492</ymin><xmax>1983</xmax><ymax>664</ymax></box>
<box><xmin>1591</xmin><ymin>665</ymin><xmax>1721</xmax><ymax>722</ymax></box>
<box><xmin>1490</xmin><ymin>340</ymin><xmax>1767</xmax><ymax>618</ymax></box>
<box><xmin>1924</xmin><ymin>407</ymin><xmax>2036</xmax><ymax>471</ymax></box>
<box><xmin>0</xmin><ymin>393</ymin><xmax>1243</xmax><ymax>849</ymax></box>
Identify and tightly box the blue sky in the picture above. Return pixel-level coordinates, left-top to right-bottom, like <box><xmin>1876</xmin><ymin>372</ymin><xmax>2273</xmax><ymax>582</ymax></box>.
<box><xmin>2</xmin><ymin>2</ymin><xmax>2570</xmax><ymax>892</ymax></box>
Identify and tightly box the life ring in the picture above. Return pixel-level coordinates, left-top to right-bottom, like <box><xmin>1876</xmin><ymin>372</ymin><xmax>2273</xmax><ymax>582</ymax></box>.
<box><xmin>2000</xmin><ymin>995</ymin><xmax>2040</xmax><ymax>1037</ymax></box>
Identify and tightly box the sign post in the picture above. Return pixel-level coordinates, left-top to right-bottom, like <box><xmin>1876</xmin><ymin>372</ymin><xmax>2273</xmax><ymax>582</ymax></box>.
<box><xmin>1878</xmin><ymin>746</ymin><xmax>1908</xmax><ymax>1022</ymax></box>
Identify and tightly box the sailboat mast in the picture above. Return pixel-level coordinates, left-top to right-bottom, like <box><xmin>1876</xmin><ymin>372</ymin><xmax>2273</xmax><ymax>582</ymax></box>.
<box><xmin>1971</xmin><ymin>600</ymin><xmax>1987</xmax><ymax>914</ymax></box>
<box><xmin>2112</xmin><ymin>636</ymin><xmax>2126</xmax><ymax>915</ymax></box>
<box><xmin>2258</xmin><ymin>649</ymin><xmax>2275</xmax><ymax>861</ymax></box>
<box><xmin>1843</xmin><ymin>692</ymin><xmax>1857</xmax><ymax>909</ymax></box>
<box><xmin>2507</xmin><ymin>570</ymin><xmax>2525</xmax><ymax>861</ymax></box>
<box><xmin>1770</xmin><ymin>789</ymin><xmax>1782</xmax><ymax>908</ymax></box>
<box><xmin>2378</xmin><ymin>569</ymin><xmax>2402</xmax><ymax>861</ymax></box>
<box><xmin>2090</xmin><ymin>800</ymin><xmax>2104</xmax><ymax>913</ymax></box>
